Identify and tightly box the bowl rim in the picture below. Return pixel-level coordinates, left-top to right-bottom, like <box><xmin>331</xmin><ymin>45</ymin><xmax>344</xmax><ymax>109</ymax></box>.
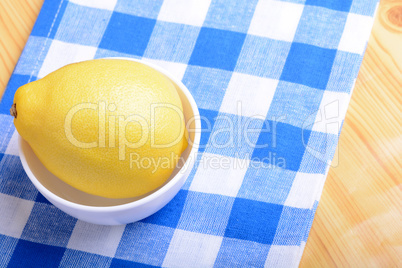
<box><xmin>18</xmin><ymin>57</ymin><xmax>201</xmax><ymax>212</ymax></box>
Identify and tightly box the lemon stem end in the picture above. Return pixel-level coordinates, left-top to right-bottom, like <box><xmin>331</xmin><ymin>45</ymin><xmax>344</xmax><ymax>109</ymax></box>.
<box><xmin>10</xmin><ymin>103</ymin><xmax>17</xmax><ymax>118</ymax></box>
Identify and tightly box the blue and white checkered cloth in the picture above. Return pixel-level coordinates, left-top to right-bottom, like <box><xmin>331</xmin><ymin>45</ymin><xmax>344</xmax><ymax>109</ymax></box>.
<box><xmin>0</xmin><ymin>0</ymin><xmax>378</xmax><ymax>267</ymax></box>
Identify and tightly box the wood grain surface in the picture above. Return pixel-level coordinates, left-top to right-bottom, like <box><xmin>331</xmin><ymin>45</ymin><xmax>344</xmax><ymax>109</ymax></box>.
<box><xmin>0</xmin><ymin>0</ymin><xmax>401</xmax><ymax>267</ymax></box>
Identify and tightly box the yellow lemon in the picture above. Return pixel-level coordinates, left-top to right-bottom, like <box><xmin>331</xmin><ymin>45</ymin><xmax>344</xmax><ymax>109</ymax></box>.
<box><xmin>12</xmin><ymin>59</ymin><xmax>188</xmax><ymax>198</ymax></box>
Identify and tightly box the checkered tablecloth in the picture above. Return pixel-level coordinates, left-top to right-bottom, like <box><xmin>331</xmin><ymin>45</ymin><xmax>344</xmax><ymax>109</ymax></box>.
<box><xmin>0</xmin><ymin>0</ymin><xmax>378</xmax><ymax>267</ymax></box>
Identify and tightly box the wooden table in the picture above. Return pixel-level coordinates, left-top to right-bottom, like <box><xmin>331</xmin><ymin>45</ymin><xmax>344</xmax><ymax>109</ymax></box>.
<box><xmin>1</xmin><ymin>0</ymin><xmax>400</xmax><ymax>266</ymax></box>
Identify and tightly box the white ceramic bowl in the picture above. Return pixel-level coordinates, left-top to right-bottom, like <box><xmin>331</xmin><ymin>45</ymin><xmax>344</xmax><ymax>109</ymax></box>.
<box><xmin>18</xmin><ymin>58</ymin><xmax>200</xmax><ymax>225</ymax></box>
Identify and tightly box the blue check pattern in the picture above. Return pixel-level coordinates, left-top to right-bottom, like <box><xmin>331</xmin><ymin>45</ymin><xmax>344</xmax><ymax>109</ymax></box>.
<box><xmin>0</xmin><ymin>0</ymin><xmax>378</xmax><ymax>267</ymax></box>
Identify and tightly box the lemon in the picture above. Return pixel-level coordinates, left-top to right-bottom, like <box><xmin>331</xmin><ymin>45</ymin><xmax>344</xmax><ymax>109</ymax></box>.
<box><xmin>12</xmin><ymin>59</ymin><xmax>188</xmax><ymax>198</ymax></box>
